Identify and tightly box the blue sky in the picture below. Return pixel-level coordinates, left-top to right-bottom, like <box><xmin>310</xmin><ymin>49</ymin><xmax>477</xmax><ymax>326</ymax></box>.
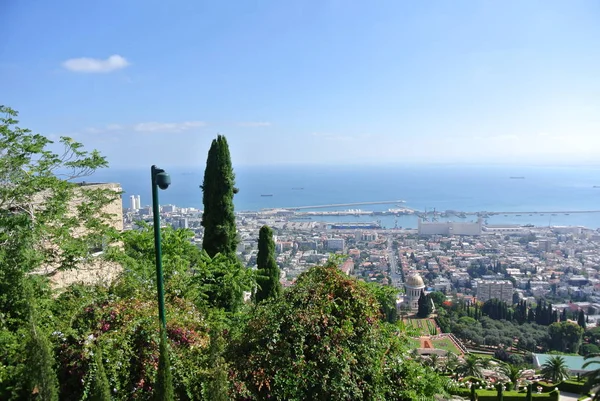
<box><xmin>2</xmin><ymin>1</ymin><xmax>599</xmax><ymax>167</ymax></box>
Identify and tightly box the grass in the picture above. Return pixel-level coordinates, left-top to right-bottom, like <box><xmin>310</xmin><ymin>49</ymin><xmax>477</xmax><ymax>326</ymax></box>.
<box><xmin>430</xmin><ymin>338</ymin><xmax>461</xmax><ymax>355</ymax></box>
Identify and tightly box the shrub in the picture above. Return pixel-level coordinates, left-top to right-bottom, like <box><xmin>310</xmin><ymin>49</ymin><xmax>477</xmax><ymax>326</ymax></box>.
<box><xmin>557</xmin><ymin>380</ymin><xmax>587</xmax><ymax>394</ymax></box>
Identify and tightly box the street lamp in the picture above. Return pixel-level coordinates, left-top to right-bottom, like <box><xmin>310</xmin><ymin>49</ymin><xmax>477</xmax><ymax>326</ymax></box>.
<box><xmin>151</xmin><ymin>165</ymin><xmax>171</xmax><ymax>330</ymax></box>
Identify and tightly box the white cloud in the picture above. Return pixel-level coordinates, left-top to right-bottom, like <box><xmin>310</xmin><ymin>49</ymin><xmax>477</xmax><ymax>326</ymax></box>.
<box><xmin>62</xmin><ymin>55</ymin><xmax>130</xmax><ymax>73</ymax></box>
<box><xmin>236</xmin><ymin>121</ymin><xmax>272</xmax><ymax>127</ymax></box>
<box><xmin>133</xmin><ymin>121</ymin><xmax>206</xmax><ymax>133</ymax></box>
<box><xmin>83</xmin><ymin>121</ymin><xmax>206</xmax><ymax>134</ymax></box>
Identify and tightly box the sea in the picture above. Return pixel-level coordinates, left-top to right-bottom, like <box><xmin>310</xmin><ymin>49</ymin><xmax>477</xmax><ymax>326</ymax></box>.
<box><xmin>87</xmin><ymin>164</ymin><xmax>600</xmax><ymax>230</ymax></box>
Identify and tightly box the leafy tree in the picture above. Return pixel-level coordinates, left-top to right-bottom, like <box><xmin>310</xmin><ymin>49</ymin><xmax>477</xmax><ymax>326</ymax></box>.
<box><xmin>0</xmin><ymin>105</ymin><xmax>119</xmax><ymax>323</ymax></box>
<box><xmin>255</xmin><ymin>225</ymin><xmax>282</xmax><ymax>302</ymax></box>
<box><xmin>231</xmin><ymin>264</ymin><xmax>447</xmax><ymax>400</ymax></box>
<box><xmin>365</xmin><ymin>282</ymin><xmax>399</xmax><ymax>323</ymax></box>
<box><xmin>540</xmin><ymin>355</ymin><xmax>569</xmax><ymax>383</ymax></box>
<box><xmin>112</xmin><ymin>224</ymin><xmax>253</xmax><ymax>312</ymax></box>
<box><xmin>201</xmin><ymin>135</ymin><xmax>238</xmax><ymax>259</ymax></box>
<box><xmin>549</xmin><ymin>321</ymin><xmax>584</xmax><ymax>353</ymax></box>
<box><xmin>581</xmin><ymin>344</ymin><xmax>600</xmax><ymax>357</ymax></box>
<box><xmin>429</xmin><ymin>291</ymin><xmax>445</xmax><ymax>307</ymax></box>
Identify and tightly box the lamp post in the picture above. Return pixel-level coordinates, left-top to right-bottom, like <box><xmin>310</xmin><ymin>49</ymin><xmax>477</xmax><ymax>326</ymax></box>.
<box><xmin>151</xmin><ymin>165</ymin><xmax>171</xmax><ymax>330</ymax></box>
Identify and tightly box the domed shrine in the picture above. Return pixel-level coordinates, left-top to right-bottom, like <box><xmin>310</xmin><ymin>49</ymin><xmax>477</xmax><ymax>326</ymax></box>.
<box><xmin>404</xmin><ymin>273</ymin><xmax>426</xmax><ymax>311</ymax></box>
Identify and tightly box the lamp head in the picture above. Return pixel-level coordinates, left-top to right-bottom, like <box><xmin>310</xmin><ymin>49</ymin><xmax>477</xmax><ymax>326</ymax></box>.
<box><xmin>156</xmin><ymin>171</ymin><xmax>171</xmax><ymax>190</ymax></box>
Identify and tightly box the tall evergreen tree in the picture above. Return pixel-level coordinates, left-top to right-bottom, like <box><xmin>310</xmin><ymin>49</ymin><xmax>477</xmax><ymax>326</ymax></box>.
<box><xmin>155</xmin><ymin>332</ymin><xmax>174</xmax><ymax>401</ymax></box>
<box><xmin>578</xmin><ymin>310</ymin><xmax>587</xmax><ymax>329</ymax></box>
<box><xmin>561</xmin><ymin>308</ymin><xmax>567</xmax><ymax>322</ymax></box>
<box><xmin>417</xmin><ymin>290</ymin><xmax>432</xmax><ymax>318</ymax></box>
<box><xmin>201</xmin><ymin>135</ymin><xmax>239</xmax><ymax>259</ymax></box>
<box><xmin>25</xmin><ymin>318</ymin><xmax>59</xmax><ymax>401</ymax></box>
<box><xmin>255</xmin><ymin>225</ymin><xmax>282</xmax><ymax>302</ymax></box>
<box><xmin>89</xmin><ymin>346</ymin><xmax>111</xmax><ymax>401</ymax></box>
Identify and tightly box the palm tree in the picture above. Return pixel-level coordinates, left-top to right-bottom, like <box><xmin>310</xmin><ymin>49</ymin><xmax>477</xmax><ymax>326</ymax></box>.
<box><xmin>500</xmin><ymin>363</ymin><xmax>523</xmax><ymax>390</ymax></box>
<box><xmin>428</xmin><ymin>353</ymin><xmax>440</xmax><ymax>372</ymax></box>
<box><xmin>583</xmin><ymin>353</ymin><xmax>600</xmax><ymax>400</ymax></box>
<box><xmin>540</xmin><ymin>356</ymin><xmax>569</xmax><ymax>383</ymax></box>
<box><xmin>457</xmin><ymin>354</ymin><xmax>484</xmax><ymax>379</ymax></box>
<box><xmin>445</xmin><ymin>352</ymin><xmax>460</xmax><ymax>375</ymax></box>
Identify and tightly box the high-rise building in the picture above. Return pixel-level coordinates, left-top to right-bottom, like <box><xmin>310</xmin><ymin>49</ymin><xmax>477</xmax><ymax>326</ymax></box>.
<box><xmin>135</xmin><ymin>195</ymin><xmax>141</xmax><ymax>210</ymax></box>
<box><xmin>129</xmin><ymin>195</ymin><xmax>136</xmax><ymax>210</ymax></box>
<box><xmin>475</xmin><ymin>279</ymin><xmax>513</xmax><ymax>303</ymax></box>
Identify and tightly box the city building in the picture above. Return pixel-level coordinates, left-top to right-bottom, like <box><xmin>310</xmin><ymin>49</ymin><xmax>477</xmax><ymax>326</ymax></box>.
<box><xmin>327</xmin><ymin>238</ymin><xmax>345</xmax><ymax>251</ymax></box>
<box><xmin>475</xmin><ymin>279</ymin><xmax>514</xmax><ymax>303</ymax></box>
<box><xmin>418</xmin><ymin>218</ymin><xmax>483</xmax><ymax>236</ymax></box>
<box><xmin>403</xmin><ymin>273</ymin><xmax>426</xmax><ymax>311</ymax></box>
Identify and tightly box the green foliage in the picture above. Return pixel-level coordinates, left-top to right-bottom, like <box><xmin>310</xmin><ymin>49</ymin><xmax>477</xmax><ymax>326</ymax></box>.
<box><xmin>540</xmin><ymin>356</ymin><xmax>570</xmax><ymax>383</ymax></box>
<box><xmin>231</xmin><ymin>264</ymin><xmax>448</xmax><ymax>400</ymax></box>
<box><xmin>457</xmin><ymin>354</ymin><xmax>485</xmax><ymax>379</ymax></box>
<box><xmin>254</xmin><ymin>225</ymin><xmax>282</xmax><ymax>302</ymax></box>
<box><xmin>111</xmin><ymin>225</ymin><xmax>253</xmax><ymax>312</ymax></box>
<box><xmin>0</xmin><ymin>105</ymin><xmax>118</xmax><ymax>322</ymax></box>
<box><xmin>155</xmin><ymin>331</ymin><xmax>174</xmax><ymax>401</ymax></box>
<box><xmin>365</xmin><ymin>282</ymin><xmax>399</xmax><ymax>323</ymax></box>
<box><xmin>557</xmin><ymin>379</ymin><xmax>587</xmax><ymax>394</ymax></box>
<box><xmin>201</xmin><ymin>135</ymin><xmax>238</xmax><ymax>259</ymax></box>
<box><xmin>25</xmin><ymin>318</ymin><xmax>59</xmax><ymax>401</ymax></box>
<box><xmin>89</xmin><ymin>346</ymin><xmax>111</xmax><ymax>401</ymax></box>
<box><xmin>202</xmin><ymin>325</ymin><xmax>230</xmax><ymax>401</ymax></box>
<box><xmin>548</xmin><ymin>321</ymin><xmax>583</xmax><ymax>354</ymax></box>
<box><xmin>55</xmin><ymin>294</ymin><xmax>209</xmax><ymax>401</ymax></box>
<box><xmin>428</xmin><ymin>291</ymin><xmax>445</xmax><ymax>307</ymax></box>
<box><xmin>417</xmin><ymin>290</ymin><xmax>433</xmax><ymax>318</ymax></box>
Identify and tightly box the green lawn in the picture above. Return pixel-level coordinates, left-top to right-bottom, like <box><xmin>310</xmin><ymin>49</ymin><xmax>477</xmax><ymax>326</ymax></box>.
<box><xmin>430</xmin><ymin>338</ymin><xmax>461</xmax><ymax>355</ymax></box>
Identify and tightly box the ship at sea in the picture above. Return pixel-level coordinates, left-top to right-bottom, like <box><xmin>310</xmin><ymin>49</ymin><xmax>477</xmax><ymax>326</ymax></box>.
<box><xmin>260</xmin><ymin>194</ymin><xmax>273</xmax><ymax>197</ymax></box>
<box><xmin>509</xmin><ymin>176</ymin><xmax>525</xmax><ymax>179</ymax></box>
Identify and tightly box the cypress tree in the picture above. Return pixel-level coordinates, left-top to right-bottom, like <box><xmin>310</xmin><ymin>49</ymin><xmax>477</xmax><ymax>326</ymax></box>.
<box><xmin>26</xmin><ymin>319</ymin><xmax>59</xmax><ymax>401</ymax></box>
<box><xmin>255</xmin><ymin>225</ymin><xmax>282</xmax><ymax>302</ymax></box>
<box><xmin>201</xmin><ymin>135</ymin><xmax>239</xmax><ymax>259</ymax></box>
<box><xmin>417</xmin><ymin>290</ymin><xmax>432</xmax><ymax>318</ymax></box>
<box><xmin>203</xmin><ymin>327</ymin><xmax>229</xmax><ymax>401</ymax></box>
<box><xmin>155</xmin><ymin>332</ymin><xmax>174</xmax><ymax>401</ymax></box>
<box><xmin>560</xmin><ymin>308</ymin><xmax>567</xmax><ymax>322</ymax></box>
<box><xmin>90</xmin><ymin>346</ymin><xmax>111</xmax><ymax>401</ymax></box>
<box><xmin>578</xmin><ymin>310</ymin><xmax>586</xmax><ymax>329</ymax></box>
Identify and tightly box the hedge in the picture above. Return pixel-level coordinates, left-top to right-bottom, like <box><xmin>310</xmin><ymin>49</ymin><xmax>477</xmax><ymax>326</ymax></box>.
<box><xmin>475</xmin><ymin>389</ymin><xmax>559</xmax><ymax>401</ymax></box>
<box><xmin>533</xmin><ymin>381</ymin><xmax>559</xmax><ymax>393</ymax></box>
<box><xmin>557</xmin><ymin>379</ymin><xmax>587</xmax><ymax>394</ymax></box>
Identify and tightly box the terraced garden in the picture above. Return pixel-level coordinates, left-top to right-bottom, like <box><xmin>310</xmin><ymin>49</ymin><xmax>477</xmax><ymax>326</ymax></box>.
<box><xmin>401</xmin><ymin>318</ymin><xmax>439</xmax><ymax>336</ymax></box>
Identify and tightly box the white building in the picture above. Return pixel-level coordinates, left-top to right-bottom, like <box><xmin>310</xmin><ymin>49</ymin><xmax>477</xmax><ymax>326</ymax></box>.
<box><xmin>418</xmin><ymin>218</ymin><xmax>483</xmax><ymax>236</ymax></box>
<box><xmin>135</xmin><ymin>195</ymin><xmax>141</xmax><ymax>210</ymax></box>
<box><xmin>404</xmin><ymin>273</ymin><xmax>426</xmax><ymax>310</ymax></box>
<box><xmin>129</xmin><ymin>195</ymin><xmax>136</xmax><ymax>210</ymax></box>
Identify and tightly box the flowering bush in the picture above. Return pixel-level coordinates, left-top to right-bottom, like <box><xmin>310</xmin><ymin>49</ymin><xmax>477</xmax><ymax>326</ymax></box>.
<box><xmin>54</xmin><ymin>293</ymin><xmax>210</xmax><ymax>400</ymax></box>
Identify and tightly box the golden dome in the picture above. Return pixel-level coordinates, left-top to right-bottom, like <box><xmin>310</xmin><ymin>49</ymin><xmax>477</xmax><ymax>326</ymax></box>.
<box><xmin>405</xmin><ymin>274</ymin><xmax>425</xmax><ymax>288</ymax></box>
